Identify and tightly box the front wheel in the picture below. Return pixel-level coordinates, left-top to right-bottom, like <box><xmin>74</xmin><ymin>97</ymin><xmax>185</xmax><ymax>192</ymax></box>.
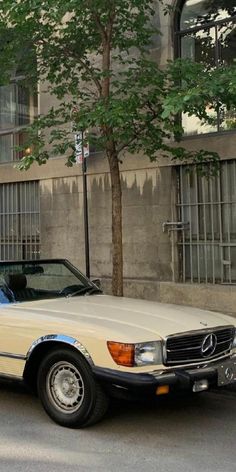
<box><xmin>37</xmin><ymin>348</ymin><xmax>109</xmax><ymax>428</ymax></box>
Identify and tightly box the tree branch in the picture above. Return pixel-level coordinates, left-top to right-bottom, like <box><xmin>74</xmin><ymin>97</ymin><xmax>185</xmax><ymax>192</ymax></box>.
<box><xmin>37</xmin><ymin>38</ymin><xmax>102</xmax><ymax>95</ymax></box>
<box><xmin>87</xmin><ymin>0</ymin><xmax>107</xmax><ymax>42</ymax></box>
<box><xmin>117</xmin><ymin>109</ymin><xmax>160</xmax><ymax>154</ymax></box>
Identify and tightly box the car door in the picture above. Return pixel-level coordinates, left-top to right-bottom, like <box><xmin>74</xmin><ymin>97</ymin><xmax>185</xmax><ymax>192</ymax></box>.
<box><xmin>0</xmin><ymin>304</ymin><xmax>31</xmax><ymax>378</ymax></box>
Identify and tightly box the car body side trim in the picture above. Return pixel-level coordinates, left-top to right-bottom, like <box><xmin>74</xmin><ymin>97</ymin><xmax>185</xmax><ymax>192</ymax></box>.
<box><xmin>26</xmin><ymin>334</ymin><xmax>94</xmax><ymax>365</ymax></box>
<box><xmin>0</xmin><ymin>351</ymin><xmax>26</xmax><ymax>360</ymax></box>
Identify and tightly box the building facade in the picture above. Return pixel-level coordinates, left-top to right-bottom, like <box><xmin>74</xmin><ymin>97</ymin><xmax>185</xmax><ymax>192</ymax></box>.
<box><xmin>1</xmin><ymin>0</ymin><xmax>236</xmax><ymax>315</ymax></box>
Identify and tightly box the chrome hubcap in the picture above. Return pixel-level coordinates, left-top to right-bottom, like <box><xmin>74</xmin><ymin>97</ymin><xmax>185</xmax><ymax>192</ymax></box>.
<box><xmin>47</xmin><ymin>361</ymin><xmax>84</xmax><ymax>414</ymax></box>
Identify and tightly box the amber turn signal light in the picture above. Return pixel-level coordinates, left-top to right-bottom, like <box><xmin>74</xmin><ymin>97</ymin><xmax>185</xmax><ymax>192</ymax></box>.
<box><xmin>156</xmin><ymin>385</ymin><xmax>170</xmax><ymax>396</ymax></box>
<box><xmin>107</xmin><ymin>341</ymin><xmax>134</xmax><ymax>367</ymax></box>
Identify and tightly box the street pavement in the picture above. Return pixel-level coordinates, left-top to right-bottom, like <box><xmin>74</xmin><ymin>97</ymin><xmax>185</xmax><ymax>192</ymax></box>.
<box><xmin>0</xmin><ymin>380</ymin><xmax>235</xmax><ymax>472</ymax></box>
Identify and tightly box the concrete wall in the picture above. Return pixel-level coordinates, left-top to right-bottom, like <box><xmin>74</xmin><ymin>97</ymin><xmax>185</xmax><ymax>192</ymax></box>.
<box><xmin>40</xmin><ymin>176</ymin><xmax>86</xmax><ymax>269</ymax></box>
<box><xmin>39</xmin><ymin>155</ymin><xmax>175</xmax><ymax>286</ymax></box>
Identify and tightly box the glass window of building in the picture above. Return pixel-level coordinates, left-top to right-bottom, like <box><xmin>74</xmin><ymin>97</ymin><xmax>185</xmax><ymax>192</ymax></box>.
<box><xmin>175</xmin><ymin>0</ymin><xmax>236</xmax><ymax>135</ymax></box>
<box><xmin>0</xmin><ymin>79</ymin><xmax>37</xmax><ymax>163</ymax></box>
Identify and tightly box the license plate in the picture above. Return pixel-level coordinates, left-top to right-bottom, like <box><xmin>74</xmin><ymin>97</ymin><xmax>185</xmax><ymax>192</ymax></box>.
<box><xmin>217</xmin><ymin>359</ymin><xmax>236</xmax><ymax>386</ymax></box>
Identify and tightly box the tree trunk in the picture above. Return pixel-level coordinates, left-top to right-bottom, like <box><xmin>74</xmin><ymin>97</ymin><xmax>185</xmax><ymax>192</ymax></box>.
<box><xmin>100</xmin><ymin>12</ymin><xmax>122</xmax><ymax>296</ymax></box>
<box><xmin>107</xmin><ymin>147</ymin><xmax>123</xmax><ymax>297</ymax></box>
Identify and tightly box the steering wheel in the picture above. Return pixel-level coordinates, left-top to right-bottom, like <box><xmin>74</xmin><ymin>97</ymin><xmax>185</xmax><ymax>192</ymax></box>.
<box><xmin>59</xmin><ymin>284</ymin><xmax>83</xmax><ymax>296</ymax></box>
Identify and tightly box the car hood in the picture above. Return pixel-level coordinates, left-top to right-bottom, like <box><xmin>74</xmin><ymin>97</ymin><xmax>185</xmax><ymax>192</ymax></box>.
<box><xmin>12</xmin><ymin>294</ymin><xmax>235</xmax><ymax>342</ymax></box>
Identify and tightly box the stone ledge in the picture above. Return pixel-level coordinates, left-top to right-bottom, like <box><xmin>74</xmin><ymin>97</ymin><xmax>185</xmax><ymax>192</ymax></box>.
<box><xmin>100</xmin><ymin>277</ymin><xmax>236</xmax><ymax>318</ymax></box>
<box><xmin>159</xmin><ymin>282</ymin><xmax>236</xmax><ymax>318</ymax></box>
<box><xmin>100</xmin><ymin>277</ymin><xmax>160</xmax><ymax>302</ymax></box>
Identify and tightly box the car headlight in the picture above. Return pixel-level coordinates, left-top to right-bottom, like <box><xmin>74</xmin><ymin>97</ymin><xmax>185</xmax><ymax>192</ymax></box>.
<box><xmin>107</xmin><ymin>341</ymin><xmax>163</xmax><ymax>367</ymax></box>
<box><xmin>135</xmin><ymin>341</ymin><xmax>162</xmax><ymax>366</ymax></box>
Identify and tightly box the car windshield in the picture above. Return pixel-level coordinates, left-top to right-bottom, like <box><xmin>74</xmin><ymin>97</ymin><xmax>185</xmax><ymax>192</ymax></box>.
<box><xmin>0</xmin><ymin>259</ymin><xmax>102</xmax><ymax>304</ymax></box>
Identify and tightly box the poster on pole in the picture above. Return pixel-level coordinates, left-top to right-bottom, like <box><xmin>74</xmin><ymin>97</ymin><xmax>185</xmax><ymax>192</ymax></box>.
<box><xmin>75</xmin><ymin>131</ymin><xmax>89</xmax><ymax>164</ymax></box>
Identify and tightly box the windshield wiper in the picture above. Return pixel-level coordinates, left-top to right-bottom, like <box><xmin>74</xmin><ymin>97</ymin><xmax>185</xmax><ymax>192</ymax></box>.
<box><xmin>66</xmin><ymin>286</ymin><xmax>102</xmax><ymax>298</ymax></box>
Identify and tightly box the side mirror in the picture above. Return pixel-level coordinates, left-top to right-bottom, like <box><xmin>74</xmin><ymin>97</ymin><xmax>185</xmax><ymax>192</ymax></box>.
<box><xmin>91</xmin><ymin>278</ymin><xmax>102</xmax><ymax>289</ymax></box>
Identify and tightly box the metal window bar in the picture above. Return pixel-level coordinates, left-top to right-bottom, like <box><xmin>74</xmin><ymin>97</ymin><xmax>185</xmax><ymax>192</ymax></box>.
<box><xmin>187</xmin><ymin>172</ymin><xmax>193</xmax><ymax>283</ymax></box>
<box><xmin>176</xmin><ymin>15</ymin><xmax>236</xmax><ymax>37</ymax></box>
<box><xmin>209</xmin><ymin>174</ymin><xmax>215</xmax><ymax>283</ymax></box>
<box><xmin>195</xmin><ymin>172</ymin><xmax>200</xmax><ymax>283</ymax></box>
<box><xmin>226</xmin><ymin>161</ymin><xmax>232</xmax><ymax>283</ymax></box>
<box><xmin>178</xmin><ymin>161</ymin><xmax>236</xmax><ymax>284</ymax></box>
<box><xmin>0</xmin><ymin>181</ymin><xmax>40</xmax><ymax>261</ymax></box>
<box><xmin>201</xmin><ymin>176</ymin><xmax>208</xmax><ymax>283</ymax></box>
<box><xmin>180</xmin><ymin>168</ymin><xmax>186</xmax><ymax>282</ymax></box>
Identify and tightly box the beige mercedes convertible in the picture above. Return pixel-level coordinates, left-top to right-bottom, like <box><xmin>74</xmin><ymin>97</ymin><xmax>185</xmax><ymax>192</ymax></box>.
<box><xmin>0</xmin><ymin>259</ymin><xmax>235</xmax><ymax>428</ymax></box>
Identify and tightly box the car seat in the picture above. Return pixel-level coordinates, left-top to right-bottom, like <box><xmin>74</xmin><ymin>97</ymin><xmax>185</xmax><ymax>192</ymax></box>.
<box><xmin>4</xmin><ymin>273</ymin><xmax>37</xmax><ymax>302</ymax></box>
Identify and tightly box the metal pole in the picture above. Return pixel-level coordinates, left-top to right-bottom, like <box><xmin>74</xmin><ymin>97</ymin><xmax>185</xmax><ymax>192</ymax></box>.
<box><xmin>82</xmin><ymin>131</ymin><xmax>90</xmax><ymax>279</ymax></box>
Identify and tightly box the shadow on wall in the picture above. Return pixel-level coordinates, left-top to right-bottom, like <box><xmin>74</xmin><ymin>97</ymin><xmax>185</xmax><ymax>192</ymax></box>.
<box><xmin>39</xmin><ymin>166</ymin><xmax>174</xmax><ymax>293</ymax></box>
<box><xmin>120</xmin><ymin>168</ymin><xmax>173</xmax><ymax>282</ymax></box>
<box><xmin>40</xmin><ymin>176</ymin><xmax>85</xmax><ymax>269</ymax></box>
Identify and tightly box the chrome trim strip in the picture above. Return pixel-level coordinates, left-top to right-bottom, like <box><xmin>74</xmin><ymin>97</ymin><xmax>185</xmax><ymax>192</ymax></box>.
<box><xmin>165</xmin><ymin>325</ymin><xmax>234</xmax><ymax>339</ymax></box>
<box><xmin>165</xmin><ymin>349</ymin><xmax>231</xmax><ymax>365</ymax></box>
<box><xmin>167</xmin><ymin>338</ymin><xmax>233</xmax><ymax>352</ymax></box>
<box><xmin>162</xmin><ymin>352</ymin><xmax>234</xmax><ymax>371</ymax></box>
<box><xmin>0</xmin><ymin>352</ymin><xmax>26</xmax><ymax>361</ymax></box>
<box><xmin>26</xmin><ymin>334</ymin><xmax>94</xmax><ymax>366</ymax></box>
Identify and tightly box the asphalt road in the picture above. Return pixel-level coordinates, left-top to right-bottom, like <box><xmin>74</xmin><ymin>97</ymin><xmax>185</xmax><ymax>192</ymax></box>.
<box><xmin>0</xmin><ymin>380</ymin><xmax>235</xmax><ymax>472</ymax></box>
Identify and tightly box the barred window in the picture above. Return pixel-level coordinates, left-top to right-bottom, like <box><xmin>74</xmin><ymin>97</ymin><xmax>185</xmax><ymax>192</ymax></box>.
<box><xmin>0</xmin><ymin>181</ymin><xmax>40</xmax><ymax>260</ymax></box>
<box><xmin>178</xmin><ymin>161</ymin><xmax>236</xmax><ymax>284</ymax></box>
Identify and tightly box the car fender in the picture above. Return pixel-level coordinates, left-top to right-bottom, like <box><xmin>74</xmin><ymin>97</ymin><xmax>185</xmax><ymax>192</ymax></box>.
<box><xmin>26</xmin><ymin>334</ymin><xmax>94</xmax><ymax>365</ymax></box>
